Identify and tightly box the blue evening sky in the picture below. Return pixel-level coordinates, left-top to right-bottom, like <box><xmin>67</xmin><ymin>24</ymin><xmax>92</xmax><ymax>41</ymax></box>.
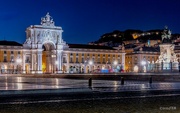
<box><xmin>0</xmin><ymin>0</ymin><xmax>179</xmax><ymax>44</ymax></box>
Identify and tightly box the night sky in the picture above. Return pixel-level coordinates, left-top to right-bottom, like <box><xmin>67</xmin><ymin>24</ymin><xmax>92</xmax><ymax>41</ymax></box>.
<box><xmin>0</xmin><ymin>0</ymin><xmax>180</xmax><ymax>44</ymax></box>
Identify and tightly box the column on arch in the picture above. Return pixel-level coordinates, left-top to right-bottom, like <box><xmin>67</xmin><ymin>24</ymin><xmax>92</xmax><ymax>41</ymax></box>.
<box><xmin>22</xmin><ymin>53</ymin><xmax>26</xmax><ymax>74</ymax></box>
<box><xmin>37</xmin><ymin>50</ymin><xmax>43</xmax><ymax>73</ymax></box>
<box><xmin>56</xmin><ymin>50</ymin><xmax>62</xmax><ymax>73</ymax></box>
<box><xmin>31</xmin><ymin>53</ymin><xmax>38</xmax><ymax>74</ymax></box>
<box><xmin>66</xmin><ymin>54</ymin><xmax>69</xmax><ymax>73</ymax></box>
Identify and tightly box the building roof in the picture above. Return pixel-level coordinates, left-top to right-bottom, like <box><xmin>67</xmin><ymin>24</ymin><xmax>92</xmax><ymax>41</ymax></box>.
<box><xmin>0</xmin><ymin>40</ymin><xmax>22</xmax><ymax>46</ymax></box>
<box><xmin>134</xmin><ymin>46</ymin><xmax>160</xmax><ymax>52</ymax></box>
<box><xmin>68</xmin><ymin>44</ymin><xmax>116</xmax><ymax>50</ymax></box>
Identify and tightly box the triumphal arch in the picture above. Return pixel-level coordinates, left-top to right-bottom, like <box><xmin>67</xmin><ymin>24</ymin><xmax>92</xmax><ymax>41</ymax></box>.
<box><xmin>23</xmin><ymin>13</ymin><xmax>67</xmax><ymax>73</ymax></box>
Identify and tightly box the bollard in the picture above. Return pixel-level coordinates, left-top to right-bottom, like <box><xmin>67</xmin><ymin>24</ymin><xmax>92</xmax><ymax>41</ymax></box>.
<box><xmin>149</xmin><ymin>76</ymin><xmax>152</xmax><ymax>84</ymax></box>
<box><xmin>89</xmin><ymin>78</ymin><xmax>92</xmax><ymax>87</ymax></box>
<box><xmin>121</xmin><ymin>77</ymin><xmax>124</xmax><ymax>85</ymax></box>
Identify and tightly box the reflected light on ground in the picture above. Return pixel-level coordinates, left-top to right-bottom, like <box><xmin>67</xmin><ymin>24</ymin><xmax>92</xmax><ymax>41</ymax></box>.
<box><xmin>113</xmin><ymin>81</ymin><xmax>118</xmax><ymax>92</ymax></box>
<box><xmin>17</xmin><ymin>77</ymin><xmax>23</xmax><ymax>90</ymax></box>
<box><xmin>55</xmin><ymin>78</ymin><xmax>59</xmax><ymax>88</ymax></box>
<box><xmin>113</xmin><ymin>81</ymin><xmax>118</xmax><ymax>87</ymax></box>
<box><xmin>5</xmin><ymin>76</ymin><xmax>8</xmax><ymax>90</ymax></box>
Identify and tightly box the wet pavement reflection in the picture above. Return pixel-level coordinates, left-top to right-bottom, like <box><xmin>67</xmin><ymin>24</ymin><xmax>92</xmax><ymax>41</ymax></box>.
<box><xmin>0</xmin><ymin>76</ymin><xmax>180</xmax><ymax>93</ymax></box>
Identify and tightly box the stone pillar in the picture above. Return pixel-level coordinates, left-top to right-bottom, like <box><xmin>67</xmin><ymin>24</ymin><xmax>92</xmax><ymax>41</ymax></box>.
<box><xmin>31</xmin><ymin>53</ymin><xmax>34</xmax><ymax>73</ymax></box>
<box><xmin>37</xmin><ymin>51</ymin><xmax>42</xmax><ymax>73</ymax></box>
<box><xmin>31</xmin><ymin>53</ymin><xmax>35</xmax><ymax>73</ymax></box>
<box><xmin>46</xmin><ymin>51</ymin><xmax>51</xmax><ymax>73</ymax></box>
<box><xmin>56</xmin><ymin>51</ymin><xmax>62</xmax><ymax>73</ymax></box>
<box><xmin>66</xmin><ymin>54</ymin><xmax>69</xmax><ymax>73</ymax></box>
<box><xmin>22</xmin><ymin>53</ymin><xmax>26</xmax><ymax>74</ymax></box>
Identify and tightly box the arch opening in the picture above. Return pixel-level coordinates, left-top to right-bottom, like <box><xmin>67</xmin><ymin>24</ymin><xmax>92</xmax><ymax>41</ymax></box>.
<box><xmin>42</xmin><ymin>42</ymin><xmax>56</xmax><ymax>73</ymax></box>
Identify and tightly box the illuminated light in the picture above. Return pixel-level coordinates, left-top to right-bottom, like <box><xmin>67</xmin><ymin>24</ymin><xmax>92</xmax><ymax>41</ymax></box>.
<box><xmin>113</xmin><ymin>81</ymin><xmax>118</xmax><ymax>87</ymax></box>
<box><xmin>17</xmin><ymin>77</ymin><xmax>22</xmax><ymax>90</ymax></box>
<box><xmin>16</xmin><ymin>58</ymin><xmax>22</xmax><ymax>63</ymax></box>
<box><xmin>89</xmin><ymin>60</ymin><xmax>93</xmax><ymax>65</ymax></box>
<box><xmin>55</xmin><ymin>61</ymin><xmax>58</xmax><ymax>65</ymax></box>
<box><xmin>132</xmin><ymin>34</ymin><xmax>138</xmax><ymax>39</ymax></box>
<box><xmin>113</xmin><ymin>61</ymin><xmax>118</xmax><ymax>65</ymax></box>
<box><xmin>141</xmin><ymin>61</ymin><xmax>146</xmax><ymax>65</ymax></box>
<box><xmin>134</xmin><ymin>65</ymin><xmax>139</xmax><ymax>72</ymax></box>
<box><xmin>55</xmin><ymin>78</ymin><xmax>59</xmax><ymax>88</ymax></box>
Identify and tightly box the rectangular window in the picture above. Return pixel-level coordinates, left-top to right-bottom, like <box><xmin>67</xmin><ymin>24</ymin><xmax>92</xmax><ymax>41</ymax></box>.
<box><xmin>11</xmin><ymin>51</ymin><xmax>14</xmax><ymax>54</ymax></box>
<box><xmin>4</xmin><ymin>51</ymin><xmax>6</xmax><ymax>54</ymax></box>
<box><xmin>92</xmin><ymin>58</ymin><xmax>95</xmax><ymax>62</ymax></box>
<box><xmin>18</xmin><ymin>51</ymin><xmax>20</xmax><ymax>54</ymax></box>
<box><xmin>82</xmin><ymin>53</ymin><xmax>84</xmax><ymax>56</ymax></box>
<box><xmin>76</xmin><ymin>53</ymin><xmax>78</xmax><ymax>56</ymax></box>
<box><xmin>11</xmin><ymin>56</ymin><xmax>14</xmax><ymax>62</ymax></box>
<box><xmin>76</xmin><ymin>57</ymin><xmax>78</xmax><ymax>63</ymax></box>
<box><xmin>98</xmin><ymin>58</ymin><xmax>100</xmax><ymax>63</ymax></box>
<box><xmin>103</xmin><ymin>58</ymin><xmax>105</xmax><ymax>63</ymax></box>
<box><xmin>70</xmin><ymin>57</ymin><xmax>73</xmax><ymax>63</ymax></box>
<box><xmin>108</xmin><ymin>58</ymin><xmax>110</xmax><ymax>63</ymax></box>
<box><xmin>82</xmin><ymin>58</ymin><xmax>84</xmax><ymax>63</ymax></box>
<box><xmin>25</xmin><ymin>56</ymin><xmax>30</xmax><ymax>63</ymax></box>
<box><xmin>63</xmin><ymin>57</ymin><xmax>66</xmax><ymax>63</ymax></box>
<box><xmin>4</xmin><ymin>56</ymin><xmax>7</xmax><ymax>62</ymax></box>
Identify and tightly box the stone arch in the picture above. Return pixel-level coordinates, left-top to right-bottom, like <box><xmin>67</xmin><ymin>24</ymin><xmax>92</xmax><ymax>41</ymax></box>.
<box><xmin>43</xmin><ymin>41</ymin><xmax>56</xmax><ymax>51</ymax></box>
<box><xmin>23</xmin><ymin>13</ymin><xmax>67</xmax><ymax>74</ymax></box>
